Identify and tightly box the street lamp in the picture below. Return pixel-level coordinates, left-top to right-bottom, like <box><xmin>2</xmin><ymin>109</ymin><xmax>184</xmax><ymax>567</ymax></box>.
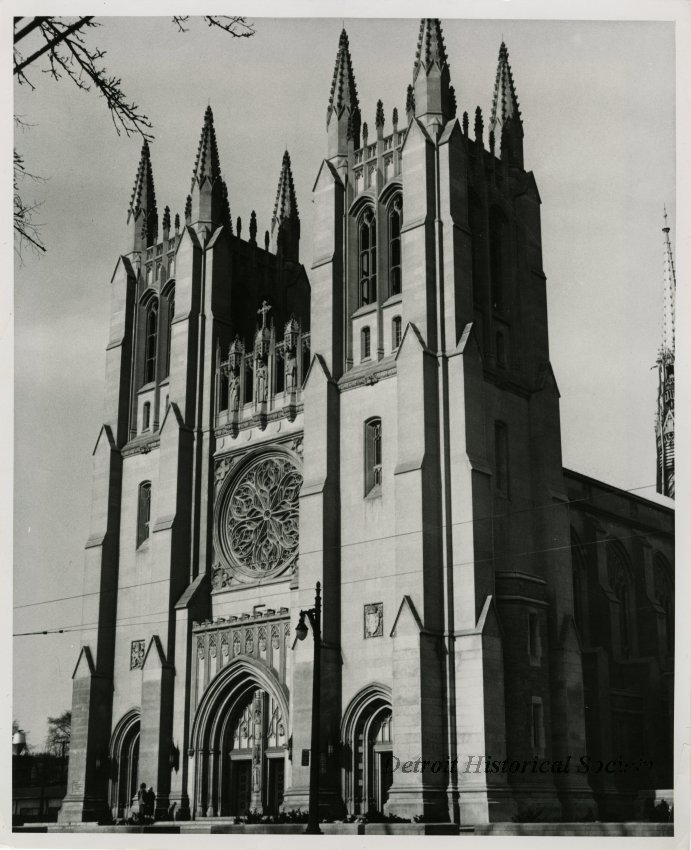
<box><xmin>295</xmin><ymin>581</ymin><xmax>322</xmax><ymax>835</ymax></box>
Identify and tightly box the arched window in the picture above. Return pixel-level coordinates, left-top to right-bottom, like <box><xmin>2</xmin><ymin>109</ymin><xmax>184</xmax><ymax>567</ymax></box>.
<box><xmin>388</xmin><ymin>196</ymin><xmax>402</xmax><ymax>296</ymax></box>
<box><xmin>653</xmin><ymin>556</ymin><xmax>674</xmax><ymax>655</ymax></box>
<box><xmin>571</xmin><ymin>529</ymin><xmax>588</xmax><ymax>642</ymax></box>
<box><xmin>164</xmin><ymin>288</ymin><xmax>175</xmax><ymax>378</ymax></box>
<box><xmin>361</xmin><ymin>327</ymin><xmax>371</xmax><ymax>361</ymax></box>
<box><xmin>365</xmin><ymin>418</ymin><xmax>382</xmax><ymax>495</ymax></box>
<box><xmin>144</xmin><ymin>299</ymin><xmax>158</xmax><ymax>384</ymax></box>
<box><xmin>392</xmin><ymin>316</ymin><xmax>402</xmax><ymax>351</ymax></box>
<box><xmin>496</xmin><ymin>331</ymin><xmax>506</xmax><ymax>368</ymax></box>
<box><xmin>494</xmin><ymin>421</ymin><xmax>509</xmax><ymax>496</ymax></box>
<box><xmin>607</xmin><ymin>543</ymin><xmax>633</xmax><ymax>659</ymax></box>
<box><xmin>137</xmin><ymin>481</ymin><xmax>151</xmax><ymax>548</ymax></box>
<box><xmin>359</xmin><ymin>208</ymin><xmax>377</xmax><ymax>305</ymax></box>
<box><xmin>142</xmin><ymin>402</ymin><xmax>151</xmax><ymax>432</ymax></box>
<box><xmin>489</xmin><ymin>206</ymin><xmax>508</xmax><ymax>313</ymax></box>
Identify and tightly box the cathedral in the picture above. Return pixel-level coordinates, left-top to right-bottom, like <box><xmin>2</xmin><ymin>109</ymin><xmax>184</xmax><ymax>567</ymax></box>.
<box><xmin>59</xmin><ymin>20</ymin><xmax>674</xmax><ymax>826</ymax></box>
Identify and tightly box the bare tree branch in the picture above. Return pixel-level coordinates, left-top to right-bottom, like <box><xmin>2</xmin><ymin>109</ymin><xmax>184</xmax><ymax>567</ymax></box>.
<box><xmin>13</xmin><ymin>16</ymin><xmax>255</xmax><ymax>257</ymax></box>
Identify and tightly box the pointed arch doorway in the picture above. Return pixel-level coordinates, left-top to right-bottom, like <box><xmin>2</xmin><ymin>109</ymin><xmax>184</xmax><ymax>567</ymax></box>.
<box><xmin>342</xmin><ymin>684</ymin><xmax>394</xmax><ymax>816</ymax></box>
<box><xmin>191</xmin><ymin>659</ymin><xmax>289</xmax><ymax>817</ymax></box>
<box><xmin>108</xmin><ymin>710</ymin><xmax>140</xmax><ymax>821</ymax></box>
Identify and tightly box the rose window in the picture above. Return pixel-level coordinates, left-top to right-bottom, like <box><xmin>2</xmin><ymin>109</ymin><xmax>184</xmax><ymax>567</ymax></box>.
<box><xmin>217</xmin><ymin>452</ymin><xmax>301</xmax><ymax>578</ymax></box>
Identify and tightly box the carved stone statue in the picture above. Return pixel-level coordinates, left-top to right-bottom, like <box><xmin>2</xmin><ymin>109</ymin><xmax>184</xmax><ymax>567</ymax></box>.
<box><xmin>285</xmin><ymin>350</ymin><xmax>297</xmax><ymax>391</ymax></box>
<box><xmin>229</xmin><ymin>373</ymin><xmax>240</xmax><ymax>411</ymax></box>
<box><xmin>256</xmin><ymin>359</ymin><xmax>268</xmax><ymax>403</ymax></box>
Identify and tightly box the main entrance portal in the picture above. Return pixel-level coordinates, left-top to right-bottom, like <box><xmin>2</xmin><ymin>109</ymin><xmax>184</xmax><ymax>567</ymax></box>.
<box><xmin>191</xmin><ymin>660</ymin><xmax>289</xmax><ymax>817</ymax></box>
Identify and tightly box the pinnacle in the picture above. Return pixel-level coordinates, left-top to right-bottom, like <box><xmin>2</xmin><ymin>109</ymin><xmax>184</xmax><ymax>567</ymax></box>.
<box><xmin>272</xmin><ymin>149</ymin><xmax>299</xmax><ymax>234</ymax></box>
<box><xmin>413</xmin><ymin>19</ymin><xmax>448</xmax><ymax>81</ymax></box>
<box><xmin>191</xmin><ymin>104</ymin><xmax>222</xmax><ymax>192</ymax></box>
<box><xmin>129</xmin><ymin>139</ymin><xmax>156</xmax><ymax>219</ymax></box>
<box><xmin>327</xmin><ymin>27</ymin><xmax>359</xmax><ymax>127</ymax></box>
<box><xmin>490</xmin><ymin>39</ymin><xmax>522</xmax><ymax>136</ymax></box>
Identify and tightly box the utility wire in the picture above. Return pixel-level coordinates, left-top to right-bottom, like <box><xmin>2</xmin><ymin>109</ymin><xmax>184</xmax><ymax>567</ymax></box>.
<box><xmin>13</xmin><ymin>528</ymin><xmax>662</xmax><ymax>638</ymax></box>
<box><xmin>13</xmin><ymin>480</ymin><xmax>665</xmax><ymax>615</ymax></box>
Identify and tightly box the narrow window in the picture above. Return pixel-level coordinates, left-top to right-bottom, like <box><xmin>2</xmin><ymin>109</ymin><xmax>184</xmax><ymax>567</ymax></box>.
<box><xmin>361</xmin><ymin>327</ymin><xmax>371</xmax><ymax>361</ymax></box>
<box><xmin>164</xmin><ymin>289</ymin><xmax>174</xmax><ymax>378</ymax></box>
<box><xmin>392</xmin><ymin>316</ymin><xmax>402</xmax><ymax>351</ymax></box>
<box><xmin>618</xmin><ymin>581</ymin><xmax>631</xmax><ymax>659</ymax></box>
<box><xmin>496</xmin><ymin>331</ymin><xmax>506</xmax><ymax>368</ymax></box>
<box><xmin>489</xmin><ymin>207</ymin><xmax>507</xmax><ymax>313</ymax></box>
<box><xmin>531</xmin><ymin>700</ymin><xmax>544</xmax><ymax>753</ymax></box>
<box><xmin>359</xmin><ymin>208</ymin><xmax>377</xmax><ymax>305</ymax></box>
<box><xmin>142</xmin><ymin>402</ymin><xmax>151</xmax><ymax>432</ymax></box>
<box><xmin>495</xmin><ymin>422</ymin><xmax>509</xmax><ymax>496</ymax></box>
<box><xmin>144</xmin><ymin>299</ymin><xmax>158</xmax><ymax>384</ymax></box>
<box><xmin>137</xmin><ymin>481</ymin><xmax>152</xmax><ymax>548</ymax></box>
<box><xmin>528</xmin><ymin>613</ymin><xmax>541</xmax><ymax>663</ymax></box>
<box><xmin>365</xmin><ymin>418</ymin><xmax>382</xmax><ymax>496</ymax></box>
<box><xmin>389</xmin><ymin>197</ymin><xmax>402</xmax><ymax>296</ymax></box>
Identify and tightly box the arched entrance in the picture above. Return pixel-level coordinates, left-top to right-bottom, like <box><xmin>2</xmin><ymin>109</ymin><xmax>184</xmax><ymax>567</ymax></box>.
<box><xmin>341</xmin><ymin>684</ymin><xmax>393</xmax><ymax>816</ymax></box>
<box><xmin>108</xmin><ymin>709</ymin><xmax>140</xmax><ymax>821</ymax></box>
<box><xmin>191</xmin><ymin>658</ymin><xmax>289</xmax><ymax>817</ymax></box>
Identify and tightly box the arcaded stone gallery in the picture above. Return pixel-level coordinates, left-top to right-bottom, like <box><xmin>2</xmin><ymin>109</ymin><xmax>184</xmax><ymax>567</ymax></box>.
<box><xmin>60</xmin><ymin>19</ymin><xmax>674</xmax><ymax>826</ymax></box>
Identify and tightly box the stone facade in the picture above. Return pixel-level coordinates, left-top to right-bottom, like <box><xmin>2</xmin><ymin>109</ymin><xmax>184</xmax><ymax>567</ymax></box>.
<box><xmin>60</xmin><ymin>20</ymin><xmax>674</xmax><ymax>827</ymax></box>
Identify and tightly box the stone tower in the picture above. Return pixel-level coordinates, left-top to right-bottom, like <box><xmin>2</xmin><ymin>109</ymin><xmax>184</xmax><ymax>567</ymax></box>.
<box><xmin>59</xmin><ymin>18</ymin><xmax>678</xmax><ymax>828</ymax></box>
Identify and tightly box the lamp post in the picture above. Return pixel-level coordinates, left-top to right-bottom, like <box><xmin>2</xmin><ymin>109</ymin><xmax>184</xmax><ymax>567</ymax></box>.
<box><xmin>295</xmin><ymin>581</ymin><xmax>322</xmax><ymax>835</ymax></box>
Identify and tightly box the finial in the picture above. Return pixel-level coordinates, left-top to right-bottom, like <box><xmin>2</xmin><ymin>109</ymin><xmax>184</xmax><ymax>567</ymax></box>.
<box><xmin>185</xmin><ymin>194</ymin><xmax>192</xmax><ymax>223</ymax></box>
<box><xmin>236</xmin><ymin>216</ymin><xmax>242</xmax><ymax>239</ymax></box>
<box><xmin>362</xmin><ymin>122</ymin><xmax>368</xmax><ymax>145</ymax></box>
<box><xmin>375</xmin><ymin>99</ymin><xmax>385</xmax><ymax>129</ymax></box>
<box><xmin>162</xmin><ymin>205</ymin><xmax>171</xmax><ymax>234</ymax></box>
<box><xmin>663</xmin><ymin>204</ymin><xmax>670</xmax><ymax>233</ymax></box>
<box><xmin>174</xmin><ymin>212</ymin><xmax>180</xmax><ymax>232</ymax></box>
<box><xmin>449</xmin><ymin>85</ymin><xmax>457</xmax><ymax>119</ymax></box>
<box><xmin>462</xmin><ymin>110</ymin><xmax>469</xmax><ymax>135</ymax></box>
<box><xmin>405</xmin><ymin>84</ymin><xmax>415</xmax><ymax>120</ymax></box>
<box><xmin>392</xmin><ymin>107</ymin><xmax>399</xmax><ymax>129</ymax></box>
<box><xmin>489</xmin><ymin>129</ymin><xmax>496</xmax><ymax>156</ymax></box>
<box><xmin>249</xmin><ymin>210</ymin><xmax>257</xmax><ymax>243</ymax></box>
<box><xmin>474</xmin><ymin>106</ymin><xmax>484</xmax><ymax>143</ymax></box>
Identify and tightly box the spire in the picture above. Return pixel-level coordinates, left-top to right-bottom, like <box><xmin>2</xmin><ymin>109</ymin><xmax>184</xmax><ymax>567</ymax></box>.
<box><xmin>191</xmin><ymin>104</ymin><xmax>222</xmax><ymax>192</ymax></box>
<box><xmin>189</xmin><ymin>105</ymin><xmax>225</xmax><ymax>228</ymax></box>
<box><xmin>656</xmin><ymin>207</ymin><xmax>676</xmax><ymax>498</ymax></box>
<box><xmin>489</xmin><ymin>41</ymin><xmax>524</xmax><ymax>167</ymax></box>
<box><xmin>271</xmin><ymin>149</ymin><xmax>300</xmax><ymax>262</ymax></box>
<box><xmin>327</xmin><ymin>28</ymin><xmax>360</xmax><ymax>155</ymax></box>
<box><xmin>412</xmin><ymin>19</ymin><xmax>452</xmax><ymax>131</ymax></box>
<box><xmin>128</xmin><ymin>140</ymin><xmax>157</xmax><ymax>250</ymax></box>
<box><xmin>413</xmin><ymin>18</ymin><xmax>448</xmax><ymax>80</ymax></box>
<box><xmin>661</xmin><ymin>206</ymin><xmax>676</xmax><ymax>355</ymax></box>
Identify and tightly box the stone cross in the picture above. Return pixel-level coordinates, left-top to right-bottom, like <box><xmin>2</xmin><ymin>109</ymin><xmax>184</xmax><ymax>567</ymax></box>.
<box><xmin>257</xmin><ymin>300</ymin><xmax>271</xmax><ymax>330</ymax></box>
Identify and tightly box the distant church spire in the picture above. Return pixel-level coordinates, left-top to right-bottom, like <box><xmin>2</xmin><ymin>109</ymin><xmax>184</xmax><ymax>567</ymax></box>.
<box><xmin>656</xmin><ymin>208</ymin><xmax>676</xmax><ymax>498</ymax></box>
<box><xmin>189</xmin><ymin>105</ymin><xmax>225</xmax><ymax>229</ymax></box>
<box><xmin>327</xmin><ymin>28</ymin><xmax>360</xmax><ymax>156</ymax></box>
<box><xmin>490</xmin><ymin>41</ymin><xmax>524</xmax><ymax>167</ymax></box>
<box><xmin>412</xmin><ymin>19</ymin><xmax>452</xmax><ymax>132</ymax></box>
<box><xmin>271</xmin><ymin>149</ymin><xmax>300</xmax><ymax>262</ymax></box>
<box><xmin>128</xmin><ymin>139</ymin><xmax>157</xmax><ymax>250</ymax></box>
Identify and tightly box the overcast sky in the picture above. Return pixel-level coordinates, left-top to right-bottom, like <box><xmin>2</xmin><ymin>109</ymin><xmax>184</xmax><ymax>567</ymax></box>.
<box><xmin>11</xmin><ymin>11</ymin><xmax>678</xmax><ymax>747</ymax></box>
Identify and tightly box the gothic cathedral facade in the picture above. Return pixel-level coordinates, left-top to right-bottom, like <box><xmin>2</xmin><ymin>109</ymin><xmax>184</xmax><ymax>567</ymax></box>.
<box><xmin>60</xmin><ymin>20</ymin><xmax>674</xmax><ymax>826</ymax></box>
